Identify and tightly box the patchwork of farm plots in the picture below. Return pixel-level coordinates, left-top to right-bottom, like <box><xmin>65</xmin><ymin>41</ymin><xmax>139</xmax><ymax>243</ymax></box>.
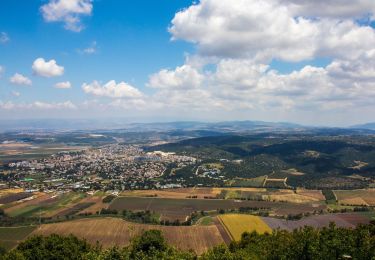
<box><xmin>28</xmin><ymin>212</ymin><xmax>372</xmax><ymax>254</ymax></box>
<box><xmin>121</xmin><ymin>187</ymin><xmax>325</xmax><ymax>204</ymax></box>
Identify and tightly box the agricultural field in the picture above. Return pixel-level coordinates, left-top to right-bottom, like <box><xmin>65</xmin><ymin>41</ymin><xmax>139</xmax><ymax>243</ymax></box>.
<box><xmin>121</xmin><ymin>188</ymin><xmax>217</xmax><ymax>199</ymax></box>
<box><xmin>262</xmin><ymin>213</ymin><xmax>370</xmax><ymax>231</ymax></box>
<box><xmin>4</xmin><ymin>192</ymin><xmax>87</xmax><ymax>218</ymax></box>
<box><xmin>0</xmin><ymin>226</ymin><xmax>36</xmax><ymax>250</ymax></box>
<box><xmin>216</xmin><ymin>188</ymin><xmax>324</xmax><ymax>204</ymax></box>
<box><xmin>4</xmin><ymin>193</ymin><xmax>59</xmax><ymax>217</ymax></box>
<box><xmin>218</xmin><ymin>214</ymin><xmax>272</xmax><ymax>241</ymax></box>
<box><xmin>0</xmin><ymin>192</ymin><xmax>32</xmax><ymax>205</ymax></box>
<box><xmin>77</xmin><ymin>194</ymin><xmax>108</xmax><ymax>215</ymax></box>
<box><xmin>109</xmin><ymin>196</ymin><xmax>325</xmax><ymax>221</ymax></box>
<box><xmin>122</xmin><ymin>187</ymin><xmax>325</xmax><ymax>204</ymax></box>
<box><xmin>32</xmin><ymin>217</ymin><xmax>224</xmax><ymax>254</ymax></box>
<box><xmin>0</xmin><ymin>143</ymin><xmax>88</xmax><ymax>164</ymax></box>
<box><xmin>334</xmin><ymin>189</ymin><xmax>375</xmax><ymax>206</ymax></box>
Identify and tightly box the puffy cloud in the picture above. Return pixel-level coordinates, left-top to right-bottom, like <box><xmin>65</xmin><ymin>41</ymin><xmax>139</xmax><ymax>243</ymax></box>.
<box><xmin>169</xmin><ymin>0</ymin><xmax>375</xmax><ymax>62</ymax></box>
<box><xmin>32</xmin><ymin>58</ymin><xmax>64</xmax><ymax>77</ymax></box>
<box><xmin>55</xmin><ymin>81</ymin><xmax>72</xmax><ymax>89</ymax></box>
<box><xmin>0</xmin><ymin>66</ymin><xmax>3</xmax><ymax>77</ymax></box>
<box><xmin>40</xmin><ymin>0</ymin><xmax>93</xmax><ymax>32</ymax></box>
<box><xmin>148</xmin><ymin>0</ymin><xmax>375</xmax><ymax>120</ymax></box>
<box><xmin>82</xmin><ymin>80</ymin><xmax>143</xmax><ymax>99</ymax></box>
<box><xmin>148</xmin><ymin>65</ymin><xmax>203</xmax><ymax>89</ymax></box>
<box><xmin>9</xmin><ymin>73</ymin><xmax>32</xmax><ymax>86</ymax></box>
<box><xmin>0</xmin><ymin>32</ymin><xmax>9</xmax><ymax>43</ymax></box>
<box><xmin>147</xmin><ymin>54</ymin><xmax>375</xmax><ymax>113</ymax></box>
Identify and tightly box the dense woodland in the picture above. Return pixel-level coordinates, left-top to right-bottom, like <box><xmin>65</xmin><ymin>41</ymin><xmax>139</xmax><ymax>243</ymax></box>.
<box><xmin>1</xmin><ymin>222</ymin><xmax>374</xmax><ymax>259</ymax></box>
<box><xmin>154</xmin><ymin>133</ymin><xmax>375</xmax><ymax>189</ymax></box>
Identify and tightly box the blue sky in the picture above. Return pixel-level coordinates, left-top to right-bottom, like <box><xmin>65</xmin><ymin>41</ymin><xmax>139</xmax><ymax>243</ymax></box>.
<box><xmin>1</xmin><ymin>0</ymin><xmax>375</xmax><ymax>126</ymax></box>
<box><xmin>0</xmin><ymin>0</ymin><xmax>193</xmax><ymax>103</ymax></box>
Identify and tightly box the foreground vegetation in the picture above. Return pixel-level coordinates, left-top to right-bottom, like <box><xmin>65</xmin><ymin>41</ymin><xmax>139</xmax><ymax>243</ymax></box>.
<box><xmin>1</xmin><ymin>221</ymin><xmax>374</xmax><ymax>259</ymax></box>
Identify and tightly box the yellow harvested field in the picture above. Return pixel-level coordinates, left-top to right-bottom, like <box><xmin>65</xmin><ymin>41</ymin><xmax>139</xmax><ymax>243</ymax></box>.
<box><xmin>218</xmin><ymin>214</ymin><xmax>271</xmax><ymax>241</ymax></box>
<box><xmin>340</xmin><ymin>197</ymin><xmax>369</xmax><ymax>206</ymax></box>
<box><xmin>32</xmin><ymin>217</ymin><xmax>224</xmax><ymax>254</ymax></box>
<box><xmin>334</xmin><ymin>189</ymin><xmax>375</xmax><ymax>206</ymax></box>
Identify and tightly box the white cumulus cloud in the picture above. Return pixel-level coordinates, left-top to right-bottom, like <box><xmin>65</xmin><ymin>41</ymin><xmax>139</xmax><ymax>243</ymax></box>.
<box><xmin>169</xmin><ymin>0</ymin><xmax>375</xmax><ymax>62</ymax></box>
<box><xmin>9</xmin><ymin>73</ymin><xmax>32</xmax><ymax>86</ymax></box>
<box><xmin>55</xmin><ymin>81</ymin><xmax>72</xmax><ymax>89</ymax></box>
<box><xmin>40</xmin><ymin>0</ymin><xmax>93</xmax><ymax>32</ymax></box>
<box><xmin>82</xmin><ymin>80</ymin><xmax>143</xmax><ymax>99</ymax></box>
<box><xmin>32</xmin><ymin>58</ymin><xmax>64</xmax><ymax>77</ymax></box>
<box><xmin>148</xmin><ymin>65</ymin><xmax>203</xmax><ymax>89</ymax></box>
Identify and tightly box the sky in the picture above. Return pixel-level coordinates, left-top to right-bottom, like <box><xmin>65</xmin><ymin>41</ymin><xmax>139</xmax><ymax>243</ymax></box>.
<box><xmin>1</xmin><ymin>0</ymin><xmax>375</xmax><ymax>126</ymax></box>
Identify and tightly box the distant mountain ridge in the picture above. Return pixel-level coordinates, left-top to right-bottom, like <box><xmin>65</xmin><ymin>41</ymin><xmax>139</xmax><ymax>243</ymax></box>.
<box><xmin>0</xmin><ymin>119</ymin><xmax>304</xmax><ymax>132</ymax></box>
<box><xmin>351</xmin><ymin>122</ymin><xmax>375</xmax><ymax>130</ymax></box>
<box><xmin>1</xmin><ymin>119</ymin><xmax>375</xmax><ymax>133</ymax></box>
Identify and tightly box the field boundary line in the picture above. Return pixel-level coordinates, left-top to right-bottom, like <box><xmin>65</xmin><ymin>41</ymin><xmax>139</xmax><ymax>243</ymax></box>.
<box><xmin>262</xmin><ymin>175</ymin><xmax>268</xmax><ymax>187</ymax></box>
<box><xmin>332</xmin><ymin>190</ymin><xmax>338</xmax><ymax>201</ymax></box>
<box><xmin>217</xmin><ymin>215</ymin><xmax>234</xmax><ymax>241</ymax></box>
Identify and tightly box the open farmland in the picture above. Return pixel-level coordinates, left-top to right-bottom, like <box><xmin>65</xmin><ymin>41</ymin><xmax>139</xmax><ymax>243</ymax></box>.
<box><xmin>262</xmin><ymin>213</ymin><xmax>370</xmax><ymax>231</ymax></box>
<box><xmin>77</xmin><ymin>194</ymin><xmax>108</xmax><ymax>215</ymax></box>
<box><xmin>4</xmin><ymin>194</ymin><xmax>59</xmax><ymax>217</ymax></box>
<box><xmin>0</xmin><ymin>143</ymin><xmax>89</xmax><ymax>164</ymax></box>
<box><xmin>122</xmin><ymin>187</ymin><xmax>325</xmax><ymax>204</ymax></box>
<box><xmin>109</xmin><ymin>197</ymin><xmax>325</xmax><ymax>221</ymax></box>
<box><xmin>334</xmin><ymin>189</ymin><xmax>375</xmax><ymax>206</ymax></box>
<box><xmin>121</xmin><ymin>188</ymin><xmax>220</xmax><ymax>199</ymax></box>
<box><xmin>0</xmin><ymin>192</ymin><xmax>32</xmax><ymax>205</ymax></box>
<box><xmin>0</xmin><ymin>226</ymin><xmax>36</xmax><ymax>250</ymax></box>
<box><xmin>32</xmin><ymin>217</ymin><xmax>224</xmax><ymax>254</ymax></box>
<box><xmin>218</xmin><ymin>214</ymin><xmax>272</xmax><ymax>241</ymax></box>
<box><xmin>43</xmin><ymin>193</ymin><xmax>87</xmax><ymax>218</ymax></box>
<box><xmin>4</xmin><ymin>192</ymin><xmax>86</xmax><ymax>218</ymax></box>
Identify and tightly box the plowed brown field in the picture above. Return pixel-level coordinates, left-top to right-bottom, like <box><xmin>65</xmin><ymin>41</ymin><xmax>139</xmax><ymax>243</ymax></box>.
<box><xmin>32</xmin><ymin>217</ymin><xmax>225</xmax><ymax>254</ymax></box>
